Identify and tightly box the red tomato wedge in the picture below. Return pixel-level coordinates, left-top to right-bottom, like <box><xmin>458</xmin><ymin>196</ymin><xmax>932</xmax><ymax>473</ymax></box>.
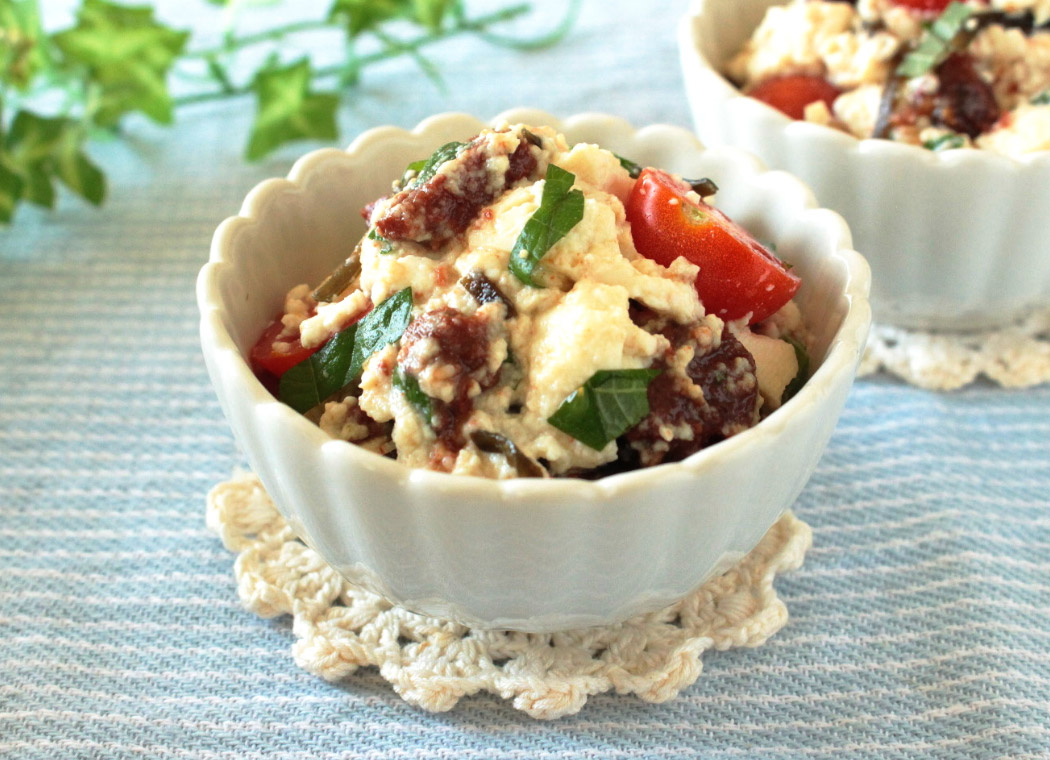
<box><xmin>250</xmin><ymin>317</ymin><xmax>320</xmax><ymax>377</ymax></box>
<box><xmin>747</xmin><ymin>74</ymin><xmax>841</xmax><ymax>121</ymax></box>
<box><xmin>625</xmin><ymin>168</ymin><xmax>801</xmax><ymax>324</ymax></box>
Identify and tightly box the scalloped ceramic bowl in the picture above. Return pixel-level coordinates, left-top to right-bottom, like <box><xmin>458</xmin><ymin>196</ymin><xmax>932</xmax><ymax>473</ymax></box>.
<box><xmin>680</xmin><ymin>0</ymin><xmax>1050</xmax><ymax>331</ymax></box>
<box><xmin>198</xmin><ymin>110</ymin><xmax>870</xmax><ymax>632</ymax></box>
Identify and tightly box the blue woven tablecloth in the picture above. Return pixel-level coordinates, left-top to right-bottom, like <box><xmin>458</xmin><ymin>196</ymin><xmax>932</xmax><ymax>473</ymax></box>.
<box><xmin>3</xmin><ymin>1</ymin><xmax>1049</xmax><ymax>757</ymax></box>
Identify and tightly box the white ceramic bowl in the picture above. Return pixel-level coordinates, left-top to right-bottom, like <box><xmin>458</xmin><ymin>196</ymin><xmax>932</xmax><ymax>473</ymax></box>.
<box><xmin>680</xmin><ymin>0</ymin><xmax>1050</xmax><ymax>331</ymax></box>
<box><xmin>198</xmin><ymin>110</ymin><xmax>870</xmax><ymax>632</ymax></box>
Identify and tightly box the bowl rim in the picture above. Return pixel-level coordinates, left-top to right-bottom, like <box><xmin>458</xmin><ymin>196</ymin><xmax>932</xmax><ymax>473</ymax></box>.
<box><xmin>680</xmin><ymin>0</ymin><xmax>1050</xmax><ymax>171</ymax></box>
<box><xmin>198</xmin><ymin>108</ymin><xmax>871</xmax><ymax>501</ymax></box>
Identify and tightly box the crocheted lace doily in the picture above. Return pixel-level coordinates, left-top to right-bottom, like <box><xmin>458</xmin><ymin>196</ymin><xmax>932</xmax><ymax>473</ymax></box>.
<box><xmin>859</xmin><ymin>306</ymin><xmax>1050</xmax><ymax>390</ymax></box>
<box><xmin>205</xmin><ymin>472</ymin><xmax>812</xmax><ymax>719</ymax></box>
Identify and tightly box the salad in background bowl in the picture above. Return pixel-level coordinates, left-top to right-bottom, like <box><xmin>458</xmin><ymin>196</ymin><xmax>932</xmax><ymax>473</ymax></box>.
<box><xmin>197</xmin><ymin>110</ymin><xmax>870</xmax><ymax>631</ymax></box>
<box><xmin>680</xmin><ymin>0</ymin><xmax>1050</xmax><ymax>331</ymax></box>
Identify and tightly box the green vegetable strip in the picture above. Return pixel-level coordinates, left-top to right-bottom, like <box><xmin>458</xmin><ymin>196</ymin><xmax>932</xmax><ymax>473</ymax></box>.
<box><xmin>279</xmin><ymin>287</ymin><xmax>413</xmax><ymax>413</ymax></box>
<box><xmin>896</xmin><ymin>3</ymin><xmax>974</xmax><ymax>78</ymax></box>
<box><xmin>392</xmin><ymin>367</ymin><xmax>434</xmax><ymax>425</ymax></box>
<box><xmin>547</xmin><ymin>368</ymin><xmax>661</xmax><ymax>451</ymax></box>
<box><xmin>782</xmin><ymin>337</ymin><xmax>810</xmax><ymax>402</ymax></box>
<box><xmin>509</xmin><ymin>164</ymin><xmax>585</xmax><ymax>287</ymax></box>
<box><xmin>923</xmin><ymin>133</ymin><xmax>966</xmax><ymax>151</ymax></box>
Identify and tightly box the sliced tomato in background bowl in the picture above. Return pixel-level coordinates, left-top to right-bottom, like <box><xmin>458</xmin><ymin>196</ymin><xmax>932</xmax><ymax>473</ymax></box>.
<box><xmin>746</xmin><ymin>74</ymin><xmax>842</xmax><ymax>121</ymax></box>
<box><xmin>625</xmin><ymin>168</ymin><xmax>801</xmax><ymax>324</ymax></box>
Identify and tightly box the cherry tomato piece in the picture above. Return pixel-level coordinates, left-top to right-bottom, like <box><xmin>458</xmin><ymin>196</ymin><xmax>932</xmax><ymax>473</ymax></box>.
<box><xmin>250</xmin><ymin>317</ymin><xmax>320</xmax><ymax>378</ymax></box>
<box><xmin>625</xmin><ymin>168</ymin><xmax>801</xmax><ymax>324</ymax></box>
<box><xmin>747</xmin><ymin>74</ymin><xmax>842</xmax><ymax>121</ymax></box>
<box><xmin>888</xmin><ymin>0</ymin><xmax>953</xmax><ymax>12</ymax></box>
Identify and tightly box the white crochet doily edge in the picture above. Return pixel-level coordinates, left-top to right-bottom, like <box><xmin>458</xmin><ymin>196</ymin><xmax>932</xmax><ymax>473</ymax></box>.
<box><xmin>206</xmin><ymin>472</ymin><xmax>813</xmax><ymax>720</ymax></box>
<box><xmin>859</xmin><ymin>307</ymin><xmax>1050</xmax><ymax>390</ymax></box>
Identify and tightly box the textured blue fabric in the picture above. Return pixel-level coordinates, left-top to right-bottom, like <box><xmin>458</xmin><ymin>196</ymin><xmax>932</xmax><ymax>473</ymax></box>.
<box><xmin>2</xmin><ymin>1</ymin><xmax>1049</xmax><ymax>757</ymax></box>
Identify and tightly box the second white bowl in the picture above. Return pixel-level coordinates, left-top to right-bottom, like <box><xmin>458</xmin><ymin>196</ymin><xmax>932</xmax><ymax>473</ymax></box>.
<box><xmin>680</xmin><ymin>0</ymin><xmax>1050</xmax><ymax>331</ymax></box>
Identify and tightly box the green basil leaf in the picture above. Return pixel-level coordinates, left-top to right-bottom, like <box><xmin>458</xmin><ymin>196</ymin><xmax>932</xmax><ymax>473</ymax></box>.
<box><xmin>896</xmin><ymin>2</ymin><xmax>973</xmax><ymax>78</ymax></box>
<box><xmin>279</xmin><ymin>287</ymin><xmax>413</xmax><ymax>413</ymax></box>
<box><xmin>246</xmin><ymin>58</ymin><xmax>339</xmax><ymax>161</ymax></box>
<box><xmin>923</xmin><ymin>133</ymin><xmax>966</xmax><ymax>151</ymax></box>
<box><xmin>350</xmin><ymin>286</ymin><xmax>413</xmax><ymax>377</ymax></box>
<box><xmin>782</xmin><ymin>336</ymin><xmax>810</xmax><ymax>402</ymax></box>
<box><xmin>547</xmin><ymin>368</ymin><xmax>661</xmax><ymax>451</ymax></box>
<box><xmin>279</xmin><ymin>323</ymin><xmax>359</xmax><ymax>414</ymax></box>
<box><xmin>1031</xmin><ymin>91</ymin><xmax>1050</xmax><ymax>106</ymax></box>
<box><xmin>509</xmin><ymin>164</ymin><xmax>585</xmax><ymax>286</ymax></box>
<box><xmin>392</xmin><ymin>366</ymin><xmax>433</xmax><ymax>424</ymax></box>
<box><xmin>410</xmin><ymin>140</ymin><xmax>465</xmax><ymax>186</ymax></box>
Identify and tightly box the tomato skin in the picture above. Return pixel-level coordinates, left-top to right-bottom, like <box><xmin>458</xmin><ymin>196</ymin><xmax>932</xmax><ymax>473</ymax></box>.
<box><xmin>888</xmin><ymin>0</ymin><xmax>953</xmax><ymax>12</ymax></box>
<box><xmin>250</xmin><ymin>317</ymin><xmax>320</xmax><ymax>378</ymax></box>
<box><xmin>888</xmin><ymin>0</ymin><xmax>985</xmax><ymax>13</ymax></box>
<box><xmin>747</xmin><ymin>75</ymin><xmax>842</xmax><ymax>121</ymax></box>
<box><xmin>625</xmin><ymin>169</ymin><xmax>801</xmax><ymax>324</ymax></box>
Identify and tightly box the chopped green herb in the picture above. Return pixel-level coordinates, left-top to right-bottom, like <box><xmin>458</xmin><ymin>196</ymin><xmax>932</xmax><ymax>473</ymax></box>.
<box><xmin>393</xmin><ymin>367</ymin><xmax>434</xmax><ymax>424</ymax></box>
<box><xmin>923</xmin><ymin>133</ymin><xmax>966</xmax><ymax>151</ymax></box>
<box><xmin>409</xmin><ymin>141</ymin><xmax>465</xmax><ymax>186</ymax></box>
<box><xmin>615</xmin><ymin>153</ymin><xmax>644</xmax><ymax>178</ymax></box>
<box><xmin>368</xmin><ymin>227</ymin><xmax>394</xmax><ymax>254</ymax></box>
<box><xmin>279</xmin><ymin>288</ymin><xmax>413</xmax><ymax>413</ymax></box>
<box><xmin>509</xmin><ymin>164</ymin><xmax>585</xmax><ymax>286</ymax></box>
<box><xmin>1032</xmin><ymin>91</ymin><xmax>1050</xmax><ymax>105</ymax></box>
<box><xmin>896</xmin><ymin>2</ymin><xmax>974</xmax><ymax>78</ymax></box>
<box><xmin>782</xmin><ymin>336</ymin><xmax>810</xmax><ymax>402</ymax></box>
<box><xmin>547</xmin><ymin>368</ymin><xmax>661</xmax><ymax>451</ymax></box>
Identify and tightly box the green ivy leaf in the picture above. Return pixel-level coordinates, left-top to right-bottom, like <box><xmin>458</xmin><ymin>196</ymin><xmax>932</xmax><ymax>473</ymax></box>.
<box><xmin>3</xmin><ymin>110</ymin><xmax>105</xmax><ymax>211</ymax></box>
<box><xmin>51</xmin><ymin>0</ymin><xmax>189</xmax><ymax>126</ymax></box>
<box><xmin>509</xmin><ymin>164</ymin><xmax>584</xmax><ymax>287</ymax></box>
<box><xmin>328</xmin><ymin>0</ymin><xmax>411</xmax><ymax>36</ymax></box>
<box><xmin>412</xmin><ymin>0</ymin><xmax>455</xmax><ymax>29</ymax></box>
<box><xmin>0</xmin><ymin>152</ymin><xmax>26</xmax><ymax>223</ymax></box>
<box><xmin>0</xmin><ymin>0</ymin><xmax>48</xmax><ymax>89</ymax></box>
<box><xmin>547</xmin><ymin>368</ymin><xmax>662</xmax><ymax>451</ymax></box>
<box><xmin>246</xmin><ymin>58</ymin><xmax>339</xmax><ymax>161</ymax></box>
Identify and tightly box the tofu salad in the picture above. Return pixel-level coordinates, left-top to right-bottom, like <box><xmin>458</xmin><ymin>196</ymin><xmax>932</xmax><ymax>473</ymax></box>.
<box><xmin>250</xmin><ymin>125</ymin><xmax>810</xmax><ymax>479</ymax></box>
<box><xmin>728</xmin><ymin>0</ymin><xmax>1050</xmax><ymax>156</ymax></box>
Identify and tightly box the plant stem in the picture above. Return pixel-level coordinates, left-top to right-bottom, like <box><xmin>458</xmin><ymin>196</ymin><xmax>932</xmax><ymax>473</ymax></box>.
<box><xmin>183</xmin><ymin>19</ymin><xmax>334</xmax><ymax>60</ymax></box>
<box><xmin>172</xmin><ymin>4</ymin><xmax>535</xmax><ymax>108</ymax></box>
